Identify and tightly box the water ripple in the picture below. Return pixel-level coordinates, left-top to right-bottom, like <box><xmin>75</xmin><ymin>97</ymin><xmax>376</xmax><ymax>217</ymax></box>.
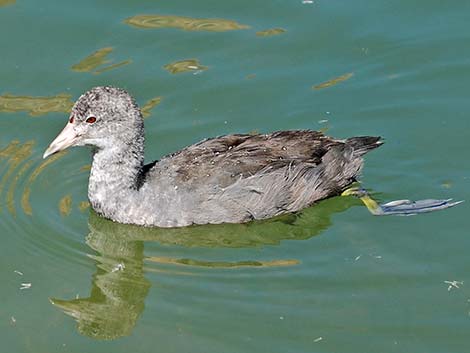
<box><xmin>0</xmin><ymin>139</ymin><xmax>360</xmax><ymax>341</ymax></box>
<box><xmin>47</xmin><ymin>196</ymin><xmax>359</xmax><ymax>340</ymax></box>
<box><xmin>0</xmin><ymin>140</ymin><xmax>35</xmax><ymax>215</ymax></box>
<box><xmin>21</xmin><ymin>150</ymin><xmax>68</xmax><ymax>215</ymax></box>
<box><xmin>0</xmin><ymin>141</ymin><xmax>87</xmax><ymax>268</ymax></box>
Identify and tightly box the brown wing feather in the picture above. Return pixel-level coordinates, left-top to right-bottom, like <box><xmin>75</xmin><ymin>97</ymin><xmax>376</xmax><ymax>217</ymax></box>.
<box><xmin>156</xmin><ymin>130</ymin><xmax>341</xmax><ymax>188</ymax></box>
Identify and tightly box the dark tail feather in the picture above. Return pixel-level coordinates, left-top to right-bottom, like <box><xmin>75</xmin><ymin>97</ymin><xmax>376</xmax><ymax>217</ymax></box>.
<box><xmin>346</xmin><ymin>136</ymin><xmax>383</xmax><ymax>156</ymax></box>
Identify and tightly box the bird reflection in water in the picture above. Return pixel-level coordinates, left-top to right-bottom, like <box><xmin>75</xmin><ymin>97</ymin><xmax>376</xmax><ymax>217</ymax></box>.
<box><xmin>50</xmin><ymin>218</ymin><xmax>151</xmax><ymax>340</ymax></box>
<box><xmin>50</xmin><ymin>196</ymin><xmax>359</xmax><ymax>340</ymax></box>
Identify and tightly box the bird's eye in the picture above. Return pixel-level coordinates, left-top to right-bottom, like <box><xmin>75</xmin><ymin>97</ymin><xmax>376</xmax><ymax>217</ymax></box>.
<box><xmin>86</xmin><ymin>116</ymin><xmax>96</xmax><ymax>124</ymax></box>
<box><xmin>69</xmin><ymin>116</ymin><xmax>74</xmax><ymax>123</ymax></box>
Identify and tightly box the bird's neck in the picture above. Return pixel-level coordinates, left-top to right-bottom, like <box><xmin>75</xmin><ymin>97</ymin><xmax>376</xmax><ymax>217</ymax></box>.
<box><xmin>88</xmin><ymin>139</ymin><xmax>145</xmax><ymax>220</ymax></box>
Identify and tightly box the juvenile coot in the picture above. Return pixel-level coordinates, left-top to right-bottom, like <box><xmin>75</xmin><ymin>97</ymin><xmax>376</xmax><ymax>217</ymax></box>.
<box><xmin>43</xmin><ymin>86</ymin><xmax>383</xmax><ymax>227</ymax></box>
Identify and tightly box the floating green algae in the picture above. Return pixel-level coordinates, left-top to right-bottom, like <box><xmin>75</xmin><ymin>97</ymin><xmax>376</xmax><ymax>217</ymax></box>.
<box><xmin>313</xmin><ymin>72</ymin><xmax>354</xmax><ymax>90</ymax></box>
<box><xmin>256</xmin><ymin>28</ymin><xmax>286</xmax><ymax>37</ymax></box>
<box><xmin>163</xmin><ymin>59</ymin><xmax>208</xmax><ymax>74</ymax></box>
<box><xmin>124</xmin><ymin>14</ymin><xmax>250</xmax><ymax>32</ymax></box>
<box><xmin>94</xmin><ymin>60</ymin><xmax>132</xmax><ymax>75</ymax></box>
<box><xmin>72</xmin><ymin>48</ymin><xmax>131</xmax><ymax>74</ymax></box>
<box><xmin>71</xmin><ymin>47</ymin><xmax>113</xmax><ymax>72</ymax></box>
<box><xmin>0</xmin><ymin>93</ymin><xmax>73</xmax><ymax>116</ymax></box>
<box><xmin>59</xmin><ymin>194</ymin><xmax>72</xmax><ymax>216</ymax></box>
<box><xmin>141</xmin><ymin>96</ymin><xmax>163</xmax><ymax>118</ymax></box>
<box><xmin>146</xmin><ymin>256</ymin><xmax>299</xmax><ymax>268</ymax></box>
<box><xmin>0</xmin><ymin>0</ymin><xmax>15</xmax><ymax>7</ymax></box>
<box><xmin>78</xmin><ymin>201</ymin><xmax>90</xmax><ymax>212</ymax></box>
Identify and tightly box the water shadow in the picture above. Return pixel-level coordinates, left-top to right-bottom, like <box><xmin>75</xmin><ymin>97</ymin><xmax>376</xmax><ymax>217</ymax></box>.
<box><xmin>50</xmin><ymin>196</ymin><xmax>359</xmax><ymax>340</ymax></box>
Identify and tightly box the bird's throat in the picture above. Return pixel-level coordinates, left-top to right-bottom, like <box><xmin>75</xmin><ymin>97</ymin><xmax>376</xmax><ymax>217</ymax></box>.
<box><xmin>88</xmin><ymin>143</ymin><xmax>144</xmax><ymax>219</ymax></box>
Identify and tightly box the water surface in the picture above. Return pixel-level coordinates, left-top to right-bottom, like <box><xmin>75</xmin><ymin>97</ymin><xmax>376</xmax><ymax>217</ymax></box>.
<box><xmin>1</xmin><ymin>1</ymin><xmax>469</xmax><ymax>352</ymax></box>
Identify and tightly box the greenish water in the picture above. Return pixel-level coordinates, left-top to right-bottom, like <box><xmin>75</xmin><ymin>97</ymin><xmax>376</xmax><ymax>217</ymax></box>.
<box><xmin>1</xmin><ymin>0</ymin><xmax>469</xmax><ymax>352</ymax></box>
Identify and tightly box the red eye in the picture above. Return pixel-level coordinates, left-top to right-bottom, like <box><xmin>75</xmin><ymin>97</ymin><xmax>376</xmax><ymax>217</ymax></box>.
<box><xmin>86</xmin><ymin>116</ymin><xmax>96</xmax><ymax>124</ymax></box>
<box><xmin>69</xmin><ymin>116</ymin><xmax>74</xmax><ymax>123</ymax></box>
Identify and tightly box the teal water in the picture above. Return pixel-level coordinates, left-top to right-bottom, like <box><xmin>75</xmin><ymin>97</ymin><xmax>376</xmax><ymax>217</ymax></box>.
<box><xmin>1</xmin><ymin>0</ymin><xmax>470</xmax><ymax>352</ymax></box>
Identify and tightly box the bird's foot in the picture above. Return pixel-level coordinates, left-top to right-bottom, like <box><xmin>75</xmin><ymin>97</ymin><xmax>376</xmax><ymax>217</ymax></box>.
<box><xmin>341</xmin><ymin>186</ymin><xmax>463</xmax><ymax>216</ymax></box>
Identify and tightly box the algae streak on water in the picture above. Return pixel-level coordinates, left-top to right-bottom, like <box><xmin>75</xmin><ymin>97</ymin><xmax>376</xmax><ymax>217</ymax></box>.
<box><xmin>0</xmin><ymin>94</ymin><xmax>73</xmax><ymax>116</ymax></box>
<box><xmin>313</xmin><ymin>72</ymin><xmax>354</xmax><ymax>90</ymax></box>
<box><xmin>124</xmin><ymin>14</ymin><xmax>250</xmax><ymax>32</ymax></box>
<box><xmin>94</xmin><ymin>60</ymin><xmax>132</xmax><ymax>75</ymax></box>
<box><xmin>0</xmin><ymin>0</ymin><xmax>15</xmax><ymax>7</ymax></box>
<box><xmin>163</xmin><ymin>59</ymin><xmax>208</xmax><ymax>74</ymax></box>
<box><xmin>256</xmin><ymin>28</ymin><xmax>286</xmax><ymax>37</ymax></box>
<box><xmin>71</xmin><ymin>47</ymin><xmax>113</xmax><ymax>72</ymax></box>
<box><xmin>59</xmin><ymin>194</ymin><xmax>72</xmax><ymax>216</ymax></box>
<box><xmin>146</xmin><ymin>256</ymin><xmax>299</xmax><ymax>268</ymax></box>
<box><xmin>72</xmin><ymin>47</ymin><xmax>132</xmax><ymax>74</ymax></box>
<box><xmin>78</xmin><ymin>201</ymin><xmax>90</xmax><ymax>212</ymax></box>
<box><xmin>141</xmin><ymin>97</ymin><xmax>163</xmax><ymax>118</ymax></box>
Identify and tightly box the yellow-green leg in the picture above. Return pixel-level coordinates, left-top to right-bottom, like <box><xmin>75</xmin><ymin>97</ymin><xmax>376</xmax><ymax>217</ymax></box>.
<box><xmin>341</xmin><ymin>185</ymin><xmax>384</xmax><ymax>215</ymax></box>
<box><xmin>341</xmin><ymin>185</ymin><xmax>462</xmax><ymax>216</ymax></box>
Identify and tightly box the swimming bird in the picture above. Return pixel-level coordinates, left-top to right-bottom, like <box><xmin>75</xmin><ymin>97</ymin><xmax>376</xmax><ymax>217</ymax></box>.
<box><xmin>43</xmin><ymin>86</ymin><xmax>384</xmax><ymax>227</ymax></box>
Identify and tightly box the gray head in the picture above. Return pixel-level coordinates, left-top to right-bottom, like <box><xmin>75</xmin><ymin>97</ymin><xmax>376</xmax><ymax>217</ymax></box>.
<box><xmin>43</xmin><ymin>86</ymin><xmax>144</xmax><ymax>158</ymax></box>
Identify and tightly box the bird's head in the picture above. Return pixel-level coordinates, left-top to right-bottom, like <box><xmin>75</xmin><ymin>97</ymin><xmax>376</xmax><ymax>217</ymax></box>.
<box><xmin>43</xmin><ymin>86</ymin><xmax>143</xmax><ymax>159</ymax></box>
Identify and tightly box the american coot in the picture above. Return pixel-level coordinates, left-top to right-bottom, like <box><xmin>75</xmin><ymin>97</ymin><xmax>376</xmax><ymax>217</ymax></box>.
<box><xmin>42</xmin><ymin>86</ymin><xmax>456</xmax><ymax>227</ymax></box>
